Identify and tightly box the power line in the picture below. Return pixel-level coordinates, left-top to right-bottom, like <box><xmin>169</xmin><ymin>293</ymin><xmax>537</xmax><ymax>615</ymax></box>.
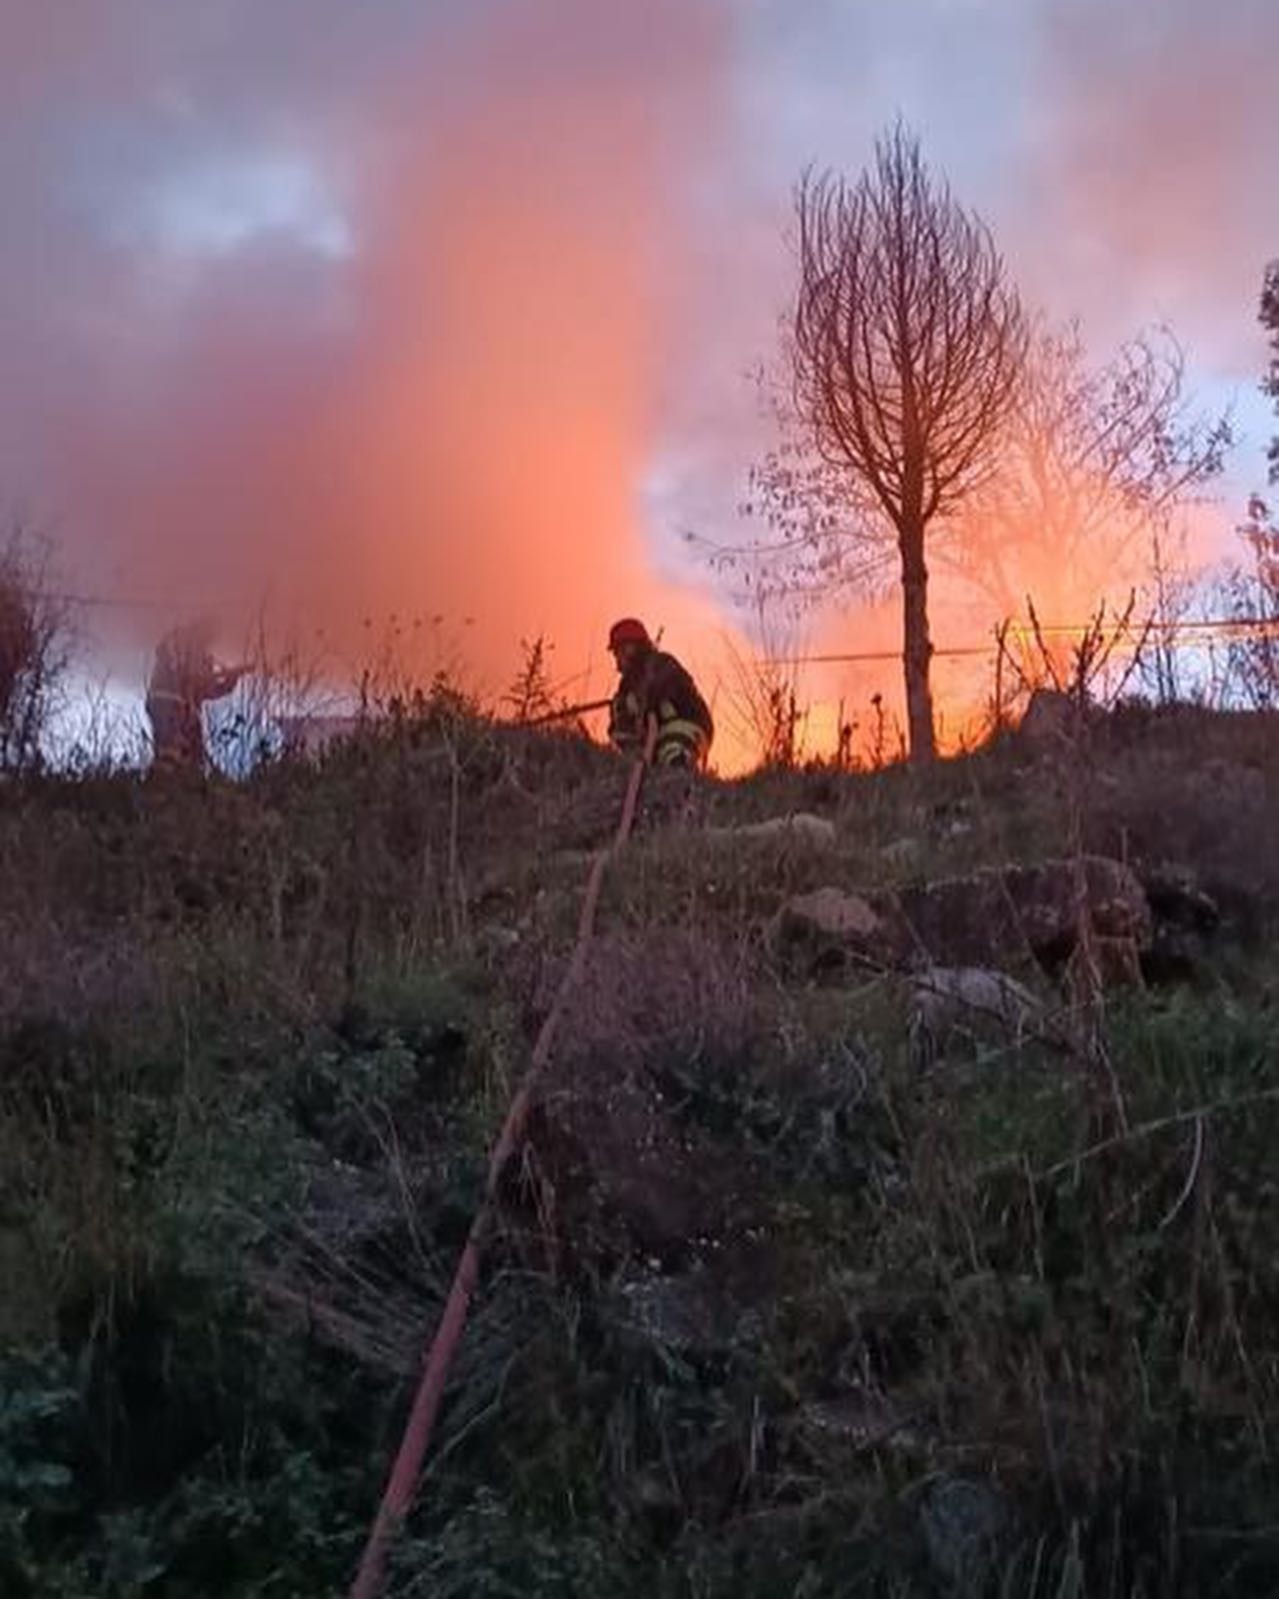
<box><xmin>763</xmin><ymin>617</ymin><xmax>1279</xmax><ymax>668</ymax></box>
<box><xmin>32</xmin><ymin>584</ymin><xmax>1279</xmax><ymax>664</ymax></box>
<box><xmin>765</xmin><ymin>643</ymin><xmax>990</xmax><ymax>666</ymax></box>
<box><xmin>53</xmin><ymin>591</ymin><xmax>168</xmax><ymax>610</ymax></box>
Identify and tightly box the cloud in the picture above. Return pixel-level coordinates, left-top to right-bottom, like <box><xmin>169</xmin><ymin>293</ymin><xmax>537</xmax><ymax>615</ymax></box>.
<box><xmin>1022</xmin><ymin>0</ymin><xmax>1279</xmax><ymax>376</ymax></box>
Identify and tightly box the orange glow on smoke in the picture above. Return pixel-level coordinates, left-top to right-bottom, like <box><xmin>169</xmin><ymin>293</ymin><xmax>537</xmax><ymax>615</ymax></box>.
<box><xmin>246</xmin><ymin>0</ymin><xmax>745</xmax><ymax>752</ymax></box>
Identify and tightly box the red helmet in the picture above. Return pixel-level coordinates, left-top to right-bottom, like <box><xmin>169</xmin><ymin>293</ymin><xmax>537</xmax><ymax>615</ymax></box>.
<box><xmin>608</xmin><ymin>617</ymin><xmax>651</xmax><ymax>650</ymax></box>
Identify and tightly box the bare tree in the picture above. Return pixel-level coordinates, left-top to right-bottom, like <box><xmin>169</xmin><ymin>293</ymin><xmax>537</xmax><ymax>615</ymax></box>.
<box><xmin>943</xmin><ymin>323</ymin><xmax>1230</xmax><ymax>626</ymax></box>
<box><xmin>738</xmin><ymin>315</ymin><xmax>1229</xmax><ymax>716</ymax></box>
<box><xmin>790</xmin><ymin>125</ymin><xmax>1026</xmax><ymax>761</ymax></box>
<box><xmin>725</xmin><ymin>367</ymin><xmax>895</xmax><ymax>607</ymax></box>
<box><xmin>1214</xmin><ymin>495</ymin><xmax>1279</xmax><ymax>710</ymax></box>
<box><xmin>0</xmin><ymin>525</ymin><xmax>72</xmax><ymax>773</ymax></box>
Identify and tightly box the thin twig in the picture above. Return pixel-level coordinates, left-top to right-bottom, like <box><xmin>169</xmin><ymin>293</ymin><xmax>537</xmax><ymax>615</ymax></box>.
<box><xmin>1158</xmin><ymin>1113</ymin><xmax>1205</xmax><ymax>1232</ymax></box>
<box><xmin>1024</xmin><ymin>1086</ymin><xmax>1279</xmax><ymax>1182</ymax></box>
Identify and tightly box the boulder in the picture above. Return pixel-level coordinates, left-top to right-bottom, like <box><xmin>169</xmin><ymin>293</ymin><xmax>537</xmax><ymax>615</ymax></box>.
<box><xmin>770</xmin><ymin>886</ymin><xmax>908</xmax><ymax>971</ymax></box>
<box><xmin>783</xmin><ymin>886</ymin><xmax>881</xmax><ymax>940</ymax></box>
<box><xmin>611</xmin><ymin>1262</ymin><xmax>762</xmax><ymax>1357</ymax></box>
<box><xmin>772</xmin><ymin>857</ymin><xmax>1151</xmax><ymax>985</ymax></box>
<box><xmin>708</xmin><ymin>812</ymin><xmax>837</xmax><ymax>849</ymax></box>
<box><xmin>1141</xmin><ymin>862</ymin><xmax>1221</xmax><ymax>933</ymax></box>
<box><xmin>896</xmin><ymin>855</ymin><xmax>1151</xmax><ymax>975</ymax></box>
<box><xmin>528</xmin><ymin>1059</ymin><xmax>738</xmax><ymax>1265</ymax></box>
<box><xmin>798</xmin><ymin>1390</ymin><xmax>930</xmax><ymax>1457</ymax></box>
<box><xmin>518</xmin><ymin>929</ymin><xmax>761</xmax><ymax>1266</ymax></box>
<box><xmin>1137</xmin><ymin>862</ymin><xmax>1221</xmax><ymax>984</ymax></box>
<box><xmin>908</xmin><ymin>966</ymin><xmax>1045</xmax><ymax>1064</ymax></box>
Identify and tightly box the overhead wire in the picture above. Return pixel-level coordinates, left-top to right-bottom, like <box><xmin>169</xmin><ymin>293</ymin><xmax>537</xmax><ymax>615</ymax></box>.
<box><xmin>28</xmin><ymin>583</ymin><xmax>1279</xmax><ymax>668</ymax></box>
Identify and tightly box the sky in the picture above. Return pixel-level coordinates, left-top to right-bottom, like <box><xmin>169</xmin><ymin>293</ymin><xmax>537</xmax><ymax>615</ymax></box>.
<box><xmin>1</xmin><ymin>0</ymin><xmax>1276</xmax><ymax>751</ymax></box>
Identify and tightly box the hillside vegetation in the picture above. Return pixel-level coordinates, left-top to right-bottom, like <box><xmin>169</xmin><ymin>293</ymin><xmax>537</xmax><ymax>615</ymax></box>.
<box><xmin>2</xmin><ymin>701</ymin><xmax>1278</xmax><ymax>1597</ymax></box>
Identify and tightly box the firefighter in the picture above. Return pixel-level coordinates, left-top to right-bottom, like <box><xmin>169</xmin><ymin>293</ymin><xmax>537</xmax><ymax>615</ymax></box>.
<box><xmin>145</xmin><ymin>618</ymin><xmax>247</xmax><ymax>773</ymax></box>
<box><xmin>606</xmin><ymin>618</ymin><xmax>713</xmax><ymax>769</ymax></box>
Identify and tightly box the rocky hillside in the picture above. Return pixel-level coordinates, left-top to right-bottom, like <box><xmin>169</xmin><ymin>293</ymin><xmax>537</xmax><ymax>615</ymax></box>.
<box><xmin>2</xmin><ymin>701</ymin><xmax>1278</xmax><ymax>1597</ymax></box>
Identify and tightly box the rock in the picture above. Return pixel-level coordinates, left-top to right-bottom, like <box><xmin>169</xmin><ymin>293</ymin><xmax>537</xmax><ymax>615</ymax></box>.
<box><xmin>908</xmin><ymin>966</ymin><xmax>1044</xmax><ymax>1064</ymax></box>
<box><xmin>920</xmin><ymin>1477</ymin><xmax>1012</xmax><ymax>1595</ymax></box>
<box><xmin>519</xmin><ymin>930</ymin><xmax>760</xmax><ymax>1265</ymax></box>
<box><xmin>612</xmin><ymin>1265</ymin><xmax>750</xmax><ymax>1356</ymax></box>
<box><xmin>896</xmin><ymin>856</ymin><xmax>1152</xmax><ymax>977</ymax></box>
<box><xmin>709</xmin><ymin>812</ymin><xmax>837</xmax><ymax>849</ymax></box>
<box><xmin>1141</xmin><ymin>862</ymin><xmax>1221</xmax><ymax>933</ymax></box>
<box><xmin>1136</xmin><ymin>862</ymin><xmax>1221</xmax><ymax>985</ymax></box>
<box><xmin>785</xmin><ymin>886</ymin><xmax>881</xmax><ymax>939</ymax></box>
<box><xmin>528</xmin><ymin>1060</ymin><xmax>735</xmax><ymax>1264</ymax></box>
<box><xmin>798</xmin><ymin>1390</ymin><xmax>930</xmax><ymax>1456</ymax></box>
<box><xmin>773</xmin><ymin>857</ymin><xmax>1151</xmax><ymax>986</ymax></box>
<box><xmin>771</xmin><ymin>886</ymin><xmax>907</xmax><ymax>971</ymax></box>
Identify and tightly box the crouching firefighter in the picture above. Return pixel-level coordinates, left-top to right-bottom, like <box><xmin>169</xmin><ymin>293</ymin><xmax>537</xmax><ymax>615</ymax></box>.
<box><xmin>606</xmin><ymin>618</ymin><xmax>713</xmax><ymax>770</ymax></box>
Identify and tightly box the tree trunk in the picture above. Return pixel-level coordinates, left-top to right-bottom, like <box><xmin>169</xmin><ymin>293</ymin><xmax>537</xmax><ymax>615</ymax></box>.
<box><xmin>899</xmin><ymin>523</ymin><xmax>937</xmax><ymax>764</ymax></box>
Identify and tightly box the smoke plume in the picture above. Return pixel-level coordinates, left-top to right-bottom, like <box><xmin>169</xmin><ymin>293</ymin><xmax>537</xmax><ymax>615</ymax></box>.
<box><xmin>0</xmin><ymin>0</ymin><xmax>732</xmax><ymax>703</ymax></box>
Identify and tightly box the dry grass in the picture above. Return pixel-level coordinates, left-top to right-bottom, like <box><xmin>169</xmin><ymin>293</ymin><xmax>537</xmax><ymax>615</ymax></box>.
<box><xmin>2</xmin><ymin>701</ymin><xmax>1278</xmax><ymax>1595</ymax></box>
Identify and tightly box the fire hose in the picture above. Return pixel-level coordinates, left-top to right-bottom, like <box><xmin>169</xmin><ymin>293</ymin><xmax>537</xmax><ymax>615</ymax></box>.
<box><xmin>516</xmin><ymin>696</ymin><xmax>612</xmax><ymax>729</ymax></box>
<box><xmin>347</xmin><ymin>716</ymin><xmax>659</xmax><ymax>1599</ymax></box>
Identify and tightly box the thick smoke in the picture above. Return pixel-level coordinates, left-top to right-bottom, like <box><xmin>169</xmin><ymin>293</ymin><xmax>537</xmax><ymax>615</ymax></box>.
<box><xmin>0</xmin><ymin>0</ymin><xmax>732</xmax><ymax>700</ymax></box>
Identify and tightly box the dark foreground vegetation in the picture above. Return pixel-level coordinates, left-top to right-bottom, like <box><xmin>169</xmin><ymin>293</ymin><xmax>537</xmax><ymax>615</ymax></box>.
<box><xmin>3</xmin><ymin>698</ymin><xmax>1279</xmax><ymax>1597</ymax></box>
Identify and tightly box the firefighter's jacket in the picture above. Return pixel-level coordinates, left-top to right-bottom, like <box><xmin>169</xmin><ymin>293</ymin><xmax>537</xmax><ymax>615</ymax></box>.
<box><xmin>147</xmin><ymin>633</ymin><xmax>238</xmax><ymax>717</ymax></box>
<box><xmin>609</xmin><ymin>647</ymin><xmax>713</xmax><ymax>768</ymax></box>
<box><xmin>145</xmin><ymin>632</ymin><xmax>241</xmax><ymax>767</ymax></box>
